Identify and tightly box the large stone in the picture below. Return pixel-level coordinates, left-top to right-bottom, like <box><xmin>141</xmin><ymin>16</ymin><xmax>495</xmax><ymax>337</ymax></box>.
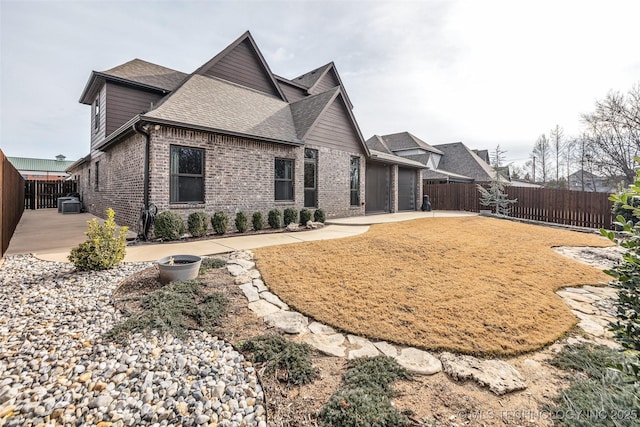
<box><xmin>373</xmin><ymin>341</ymin><xmax>398</xmax><ymax>357</ymax></box>
<box><xmin>395</xmin><ymin>347</ymin><xmax>441</xmax><ymax>375</ymax></box>
<box><xmin>248</xmin><ymin>269</ymin><xmax>261</xmax><ymax>279</ymax></box>
<box><xmin>253</xmin><ymin>279</ymin><xmax>268</xmax><ymax>293</ymax></box>
<box><xmin>260</xmin><ymin>292</ymin><xmax>288</xmax><ymax>310</ymax></box>
<box><xmin>227</xmin><ymin>264</ymin><xmax>247</xmax><ymax>277</ymax></box>
<box><xmin>304</xmin><ymin>333</ymin><xmax>346</xmax><ymax>357</ymax></box>
<box><xmin>239</xmin><ymin>284</ymin><xmax>260</xmax><ymax>303</ymax></box>
<box><xmin>285</xmin><ymin>223</ymin><xmax>300</xmax><ymax>232</ymax></box>
<box><xmin>247</xmin><ymin>300</ymin><xmax>280</xmax><ymax>317</ymax></box>
<box><xmin>308</xmin><ymin>322</ymin><xmax>336</xmax><ymax>335</ymax></box>
<box><xmin>228</xmin><ymin>259</ymin><xmax>256</xmax><ymax>270</ymax></box>
<box><xmin>440</xmin><ymin>352</ymin><xmax>526</xmax><ymax>395</ymax></box>
<box><xmin>347</xmin><ymin>335</ymin><xmax>380</xmax><ymax>359</ymax></box>
<box><xmin>556</xmin><ymin>290</ymin><xmax>600</xmax><ymax>303</ymax></box>
<box><xmin>263</xmin><ymin>311</ymin><xmax>308</xmax><ymax>334</ymax></box>
<box><xmin>563</xmin><ymin>298</ymin><xmax>598</xmax><ymax>315</ymax></box>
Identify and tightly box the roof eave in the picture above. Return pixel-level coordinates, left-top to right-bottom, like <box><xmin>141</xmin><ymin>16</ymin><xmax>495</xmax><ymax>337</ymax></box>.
<box><xmin>79</xmin><ymin>71</ymin><xmax>171</xmax><ymax>104</ymax></box>
<box><xmin>140</xmin><ymin>115</ymin><xmax>304</xmax><ymax>147</ymax></box>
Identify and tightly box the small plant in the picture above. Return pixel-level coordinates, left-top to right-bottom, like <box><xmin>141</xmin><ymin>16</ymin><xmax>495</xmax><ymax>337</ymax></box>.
<box><xmin>252</xmin><ymin>211</ymin><xmax>265</xmax><ymax>231</ymax></box>
<box><xmin>300</xmin><ymin>208</ymin><xmax>312</xmax><ymax>225</ymax></box>
<box><xmin>211</xmin><ymin>211</ymin><xmax>229</xmax><ymax>235</ymax></box>
<box><xmin>319</xmin><ymin>356</ymin><xmax>411</xmax><ymax>427</ymax></box>
<box><xmin>235</xmin><ymin>211</ymin><xmax>249</xmax><ymax>233</ymax></box>
<box><xmin>314</xmin><ymin>208</ymin><xmax>326</xmax><ymax>223</ymax></box>
<box><xmin>68</xmin><ymin>208</ymin><xmax>128</xmax><ymax>271</ymax></box>
<box><xmin>187</xmin><ymin>211</ymin><xmax>209</xmax><ymax>238</ymax></box>
<box><xmin>268</xmin><ymin>209</ymin><xmax>283</xmax><ymax>229</ymax></box>
<box><xmin>154</xmin><ymin>211</ymin><xmax>185</xmax><ymax>241</ymax></box>
<box><xmin>107</xmin><ymin>280</ymin><xmax>229</xmax><ymax>342</ymax></box>
<box><xmin>545</xmin><ymin>343</ymin><xmax>640</xmax><ymax>427</ymax></box>
<box><xmin>199</xmin><ymin>257</ymin><xmax>226</xmax><ymax>274</ymax></box>
<box><xmin>283</xmin><ymin>207</ymin><xmax>298</xmax><ymax>226</ymax></box>
<box><xmin>238</xmin><ymin>334</ymin><xmax>318</xmax><ymax>386</ymax></box>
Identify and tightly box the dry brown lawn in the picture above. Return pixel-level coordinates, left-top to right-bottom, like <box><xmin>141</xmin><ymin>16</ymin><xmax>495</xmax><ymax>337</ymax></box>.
<box><xmin>254</xmin><ymin>216</ymin><xmax>613</xmax><ymax>357</ymax></box>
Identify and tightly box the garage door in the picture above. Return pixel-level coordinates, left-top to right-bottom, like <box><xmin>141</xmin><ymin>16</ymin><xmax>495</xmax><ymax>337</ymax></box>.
<box><xmin>365</xmin><ymin>163</ymin><xmax>390</xmax><ymax>213</ymax></box>
<box><xmin>398</xmin><ymin>168</ymin><xmax>416</xmax><ymax>211</ymax></box>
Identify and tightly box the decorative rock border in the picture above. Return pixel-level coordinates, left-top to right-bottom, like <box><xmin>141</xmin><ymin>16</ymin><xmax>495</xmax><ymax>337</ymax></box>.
<box><xmin>226</xmin><ymin>250</ymin><xmax>531</xmax><ymax>396</ymax></box>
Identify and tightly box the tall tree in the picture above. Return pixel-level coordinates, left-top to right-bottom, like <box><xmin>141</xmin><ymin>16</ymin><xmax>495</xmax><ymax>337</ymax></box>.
<box><xmin>490</xmin><ymin>145</ymin><xmax>507</xmax><ymax>168</ymax></box>
<box><xmin>531</xmin><ymin>134</ymin><xmax>551</xmax><ymax>183</ymax></box>
<box><xmin>581</xmin><ymin>84</ymin><xmax>640</xmax><ymax>185</ymax></box>
<box><xmin>550</xmin><ymin>125</ymin><xmax>564</xmax><ymax>181</ymax></box>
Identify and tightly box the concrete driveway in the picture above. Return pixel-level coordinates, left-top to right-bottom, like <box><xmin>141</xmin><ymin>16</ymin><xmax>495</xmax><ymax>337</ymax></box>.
<box><xmin>5</xmin><ymin>209</ymin><xmax>476</xmax><ymax>263</ymax></box>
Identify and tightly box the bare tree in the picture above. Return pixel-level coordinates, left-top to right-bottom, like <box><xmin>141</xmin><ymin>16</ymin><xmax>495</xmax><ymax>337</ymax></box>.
<box><xmin>550</xmin><ymin>125</ymin><xmax>564</xmax><ymax>181</ymax></box>
<box><xmin>581</xmin><ymin>84</ymin><xmax>640</xmax><ymax>185</ymax></box>
<box><xmin>531</xmin><ymin>134</ymin><xmax>551</xmax><ymax>183</ymax></box>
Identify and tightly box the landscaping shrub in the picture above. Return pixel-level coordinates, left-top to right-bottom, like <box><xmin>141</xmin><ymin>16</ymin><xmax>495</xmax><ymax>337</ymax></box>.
<box><xmin>252</xmin><ymin>211</ymin><xmax>265</xmax><ymax>231</ymax></box>
<box><xmin>107</xmin><ymin>279</ymin><xmax>228</xmax><ymax>343</ymax></box>
<box><xmin>612</xmin><ymin>195</ymin><xmax>640</xmax><ymax>227</ymax></box>
<box><xmin>602</xmin><ymin>167</ymin><xmax>640</xmax><ymax>350</ymax></box>
<box><xmin>68</xmin><ymin>208</ymin><xmax>128</xmax><ymax>271</ymax></box>
<box><xmin>154</xmin><ymin>210</ymin><xmax>185</xmax><ymax>241</ymax></box>
<box><xmin>235</xmin><ymin>211</ymin><xmax>249</xmax><ymax>233</ymax></box>
<box><xmin>319</xmin><ymin>356</ymin><xmax>411</xmax><ymax>427</ymax></box>
<box><xmin>283</xmin><ymin>207</ymin><xmax>298</xmax><ymax>226</ymax></box>
<box><xmin>314</xmin><ymin>208</ymin><xmax>326</xmax><ymax>223</ymax></box>
<box><xmin>199</xmin><ymin>257</ymin><xmax>226</xmax><ymax>274</ymax></box>
<box><xmin>545</xmin><ymin>343</ymin><xmax>640</xmax><ymax>427</ymax></box>
<box><xmin>300</xmin><ymin>208</ymin><xmax>312</xmax><ymax>225</ymax></box>
<box><xmin>187</xmin><ymin>211</ymin><xmax>209</xmax><ymax>237</ymax></box>
<box><xmin>211</xmin><ymin>211</ymin><xmax>229</xmax><ymax>235</ymax></box>
<box><xmin>268</xmin><ymin>209</ymin><xmax>283</xmax><ymax>229</ymax></box>
<box><xmin>238</xmin><ymin>334</ymin><xmax>318</xmax><ymax>386</ymax></box>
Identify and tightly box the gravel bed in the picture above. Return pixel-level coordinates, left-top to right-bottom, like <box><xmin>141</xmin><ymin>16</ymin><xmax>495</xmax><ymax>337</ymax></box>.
<box><xmin>0</xmin><ymin>255</ymin><xmax>266</xmax><ymax>426</ymax></box>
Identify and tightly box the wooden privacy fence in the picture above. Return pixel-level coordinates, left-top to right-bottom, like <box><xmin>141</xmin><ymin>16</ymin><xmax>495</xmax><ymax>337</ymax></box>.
<box><xmin>24</xmin><ymin>179</ymin><xmax>77</xmax><ymax>210</ymax></box>
<box><xmin>1</xmin><ymin>149</ymin><xmax>25</xmax><ymax>257</ymax></box>
<box><xmin>423</xmin><ymin>183</ymin><xmax>614</xmax><ymax>229</ymax></box>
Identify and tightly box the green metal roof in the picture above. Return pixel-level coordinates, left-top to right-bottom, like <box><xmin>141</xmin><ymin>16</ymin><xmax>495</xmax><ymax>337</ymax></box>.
<box><xmin>7</xmin><ymin>156</ymin><xmax>76</xmax><ymax>173</ymax></box>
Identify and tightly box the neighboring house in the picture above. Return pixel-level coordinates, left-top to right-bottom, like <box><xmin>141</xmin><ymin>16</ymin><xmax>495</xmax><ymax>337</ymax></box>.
<box><xmin>509</xmin><ymin>179</ymin><xmax>543</xmax><ymax>188</ymax></box>
<box><xmin>567</xmin><ymin>170</ymin><xmax>619</xmax><ymax>193</ymax></box>
<box><xmin>69</xmin><ymin>31</ymin><xmax>423</xmax><ymax>231</ymax></box>
<box><xmin>8</xmin><ymin>155</ymin><xmax>75</xmax><ymax>180</ymax></box>
<box><xmin>365</xmin><ymin>133</ymin><xmax>499</xmax><ymax>184</ymax></box>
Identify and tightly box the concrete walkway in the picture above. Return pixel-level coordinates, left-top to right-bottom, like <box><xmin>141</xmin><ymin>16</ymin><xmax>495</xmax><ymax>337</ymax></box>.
<box><xmin>6</xmin><ymin>209</ymin><xmax>477</xmax><ymax>263</ymax></box>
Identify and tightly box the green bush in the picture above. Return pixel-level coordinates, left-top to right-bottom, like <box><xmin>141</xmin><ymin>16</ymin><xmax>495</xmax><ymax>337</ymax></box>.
<box><xmin>235</xmin><ymin>211</ymin><xmax>249</xmax><ymax>233</ymax></box>
<box><xmin>268</xmin><ymin>209</ymin><xmax>282</xmax><ymax>229</ymax></box>
<box><xmin>211</xmin><ymin>211</ymin><xmax>229</xmax><ymax>235</ymax></box>
<box><xmin>314</xmin><ymin>208</ymin><xmax>326</xmax><ymax>223</ymax></box>
<box><xmin>154</xmin><ymin>211</ymin><xmax>185</xmax><ymax>241</ymax></box>
<box><xmin>252</xmin><ymin>211</ymin><xmax>265</xmax><ymax>231</ymax></box>
<box><xmin>300</xmin><ymin>208</ymin><xmax>312</xmax><ymax>225</ymax></box>
<box><xmin>319</xmin><ymin>356</ymin><xmax>411</xmax><ymax>427</ymax></box>
<box><xmin>612</xmin><ymin>195</ymin><xmax>640</xmax><ymax>227</ymax></box>
<box><xmin>187</xmin><ymin>211</ymin><xmax>209</xmax><ymax>238</ymax></box>
<box><xmin>320</xmin><ymin>387</ymin><xmax>410</xmax><ymax>427</ymax></box>
<box><xmin>199</xmin><ymin>257</ymin><xmax>226</xmax><ymax>274</ymax></box>
<box><xmin>602</xmin><ymin>167</ymin><xmax>640</xmax><ymax>350</ymax></box>
<box><xmin>68</xmin><ymin>208</ymin><xmax>128</xmax><ymax>271</ymax></box>
<box><xmin>238</xmin><ymin>334</ymin><xmax>318</xmax><ymax>386</ymax></box>
<box><xmin>283</xmin><ymin>207</ymin><xmax>298</xmax><ymax>226</ymax></box>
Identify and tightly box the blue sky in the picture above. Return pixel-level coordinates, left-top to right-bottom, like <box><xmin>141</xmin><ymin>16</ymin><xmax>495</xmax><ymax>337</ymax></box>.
<box><xmin>1</xmin><ymin>0</ymin><xmax>639</xmax><ymax>167</ymax></box>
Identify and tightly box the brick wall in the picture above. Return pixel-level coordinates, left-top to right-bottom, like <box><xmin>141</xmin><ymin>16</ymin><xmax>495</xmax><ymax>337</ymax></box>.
<box><xmin>73</xmin><ymin>133</ymin><xmax>146</xmax><ymax>230</ymax></box>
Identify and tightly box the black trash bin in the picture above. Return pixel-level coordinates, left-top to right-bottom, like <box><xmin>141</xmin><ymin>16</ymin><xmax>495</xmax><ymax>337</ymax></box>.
<box><xmin>421</xmin><ymin>195</ymin><xmax>432</xmax><ymax>212</ymax></box>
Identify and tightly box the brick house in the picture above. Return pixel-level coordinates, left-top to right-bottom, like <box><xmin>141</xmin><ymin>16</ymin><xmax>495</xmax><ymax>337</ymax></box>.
<box><xmin>69</xmin><ymin>32</ymin><xmax>423</xmax><ymax>233</ymax></box>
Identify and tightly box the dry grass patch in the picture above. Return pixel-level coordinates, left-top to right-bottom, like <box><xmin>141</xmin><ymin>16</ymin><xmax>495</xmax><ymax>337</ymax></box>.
<box><xmin>254</xmin><ymin>216</ymin><xmax>612</xmax><ymax>356</ymax></box>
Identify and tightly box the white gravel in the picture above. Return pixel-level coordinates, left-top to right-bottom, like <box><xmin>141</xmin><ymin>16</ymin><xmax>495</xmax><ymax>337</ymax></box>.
<box><xmin>0</xmin><ymin>255</ymin><xmax>266</xmax><ymax>427</ymax></box>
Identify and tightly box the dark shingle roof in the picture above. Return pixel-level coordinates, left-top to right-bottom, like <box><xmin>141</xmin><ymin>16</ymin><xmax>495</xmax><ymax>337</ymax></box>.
<box><xmin>8</xmin><ymin>157</ymin><xmax>76</xmax><ymax>172</ymax></box>
<box><xmin>364</xmin><ymin>135</ymin><xmax>393</xmax><ymax>155</ymax></box>
<box><xmin>432</xmin><ymin>142</ymin><xmax>498</xmax><ymax>182</ymax></box>
<box><xmin>375</xmin><ymin>132</ymin><xmax>443</xmax><ymax>155</ymax></box>
<box><xmin>368</xmin><ymin>150</ymin><xmax>425</xmax><ymax>168</ymax></box>
<box><xmin>289</xmin><ymin>88</ymin><xmax>339</xmax><ymax>139</ymax></box>
<box><xmin>101</xmin><ymin>59</ymin><xmax>187</xmax><ymax>91</ymax></box>
<box><xmin>292</xmin><ymin>63</ymin><xmax>333</xmax><ymax>88</ymax></box>
<box><xmin>144</xmin><ymin>75</ymin><xmax>300</xmax><ymax>144</ymax></box>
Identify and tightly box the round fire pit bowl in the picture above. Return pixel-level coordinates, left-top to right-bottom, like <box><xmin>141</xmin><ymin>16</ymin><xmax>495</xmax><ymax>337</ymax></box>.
<box><xmin>157</xmin><ymin>254</ymin><xmax>202</xmax><ymax>284</ymax></box>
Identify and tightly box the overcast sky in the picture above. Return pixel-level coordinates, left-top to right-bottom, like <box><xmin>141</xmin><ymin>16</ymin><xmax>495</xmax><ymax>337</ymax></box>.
<box><xmin>1</xmin><ymin>0</ymin><xmax>639</xmax><ymax>167</ymax></box>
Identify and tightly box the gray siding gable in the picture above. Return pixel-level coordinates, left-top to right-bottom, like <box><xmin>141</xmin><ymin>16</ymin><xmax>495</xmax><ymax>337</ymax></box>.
<box><xmin>304</xmin><ymin>95</ymin><xmax>366</xmax><ymax>155</ymax></box>
<box><xmin>106</xmin><ymin>82</ymin><xmax>163</xmax><ymax>135</ymax></box>
<box><xmin>195</xmin><ymin>32</ymin><xmax>286</xmax><ymax>100</ymax></box>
